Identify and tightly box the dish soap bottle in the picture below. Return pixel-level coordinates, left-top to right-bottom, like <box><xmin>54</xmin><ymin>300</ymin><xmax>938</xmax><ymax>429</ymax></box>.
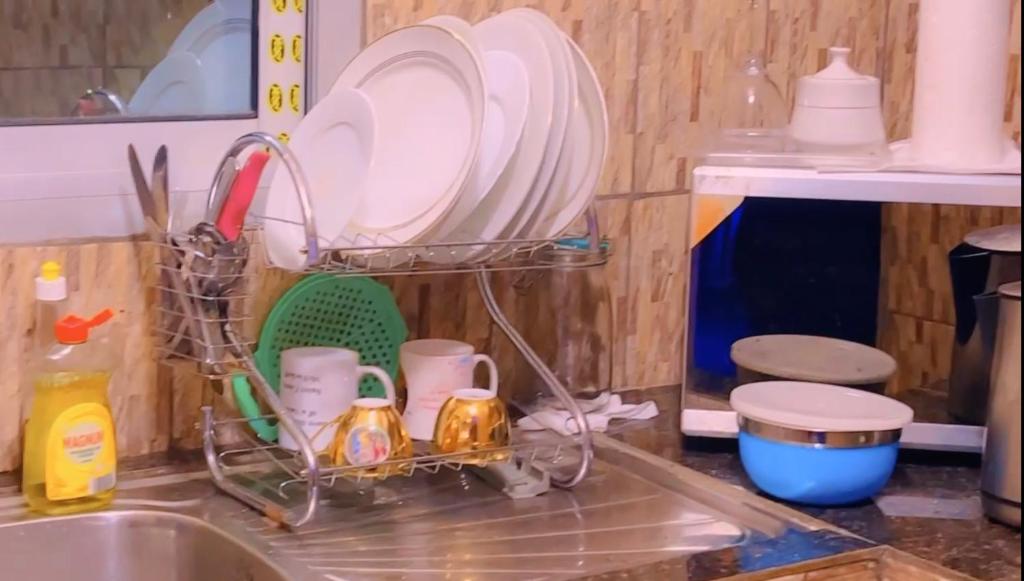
<box><xmin>22</xmin><ymin>309</ymin><xmax>118</xmax><ymax>515</ymax></box>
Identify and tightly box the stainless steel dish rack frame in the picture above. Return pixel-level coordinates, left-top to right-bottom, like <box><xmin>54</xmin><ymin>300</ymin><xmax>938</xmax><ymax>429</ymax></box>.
<box><xmin>157</xmin><ymin>132</ymin><xmax>608</xmax><ymax>528</ymax></box>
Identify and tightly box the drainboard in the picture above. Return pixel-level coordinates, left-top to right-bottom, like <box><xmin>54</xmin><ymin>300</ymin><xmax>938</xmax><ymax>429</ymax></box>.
<box><xmin>226</xmin><ymin>459</ymin><xmax>754</xmax><ymax>580</ymax></box>
<box><xmin>1</xmin><ymin>437</ymin><xmax>828</xmax><ymax>580</ymax></box>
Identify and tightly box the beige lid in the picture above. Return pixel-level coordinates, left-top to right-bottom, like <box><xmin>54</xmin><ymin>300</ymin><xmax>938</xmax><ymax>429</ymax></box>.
<box><xmin>965</xmin><ymin>224</ymin><xmax>1021</xmax><ymax>253</ymax></box>
<box><xmin>731</xmin><ymin>381</ymin><xmax>913</xmax><ymax>432</ymax></box>
<box><xmin>731</xmin><ymin>334</ymin><xmax>897</xmax><ymax>386</ymax></box>
<box><xmin>999</xmin><ymin>281</ymin><xmax>1021</xmax><ymax>300</ymax></box>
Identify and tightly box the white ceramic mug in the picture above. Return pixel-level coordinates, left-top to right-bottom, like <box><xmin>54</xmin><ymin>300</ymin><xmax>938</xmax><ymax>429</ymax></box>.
<box><xmin>400</xmin><ymin>339</ymin><xmax>499</xmax><ymax>441</ymax></box>
<box><xmin>278</xmin><ymin>347</ymin><xmax>396</xmax><ymax>451</ymax></box>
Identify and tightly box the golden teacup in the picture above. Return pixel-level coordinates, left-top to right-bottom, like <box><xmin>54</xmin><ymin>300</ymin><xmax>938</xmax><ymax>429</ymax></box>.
<box><xmin>325</xmin><ymin>377</ymin><xmax>413</xmax><ymax>480</ymax></box>
<box><xmin>432</xmin><ymin>387</ymin><xmax>511</xmax><ymax>465</ymax></box>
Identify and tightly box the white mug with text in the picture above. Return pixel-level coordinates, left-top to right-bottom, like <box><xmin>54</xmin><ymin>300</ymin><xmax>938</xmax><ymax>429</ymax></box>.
<box><xmin>400</xmin><ymin>339</ymin><xmax>499</xmax><ymax>441</ymax></box>
<box><xmin>278</xmin><ymin>347</ymin><xmax>394</xmax><ymax>451</ymax></box>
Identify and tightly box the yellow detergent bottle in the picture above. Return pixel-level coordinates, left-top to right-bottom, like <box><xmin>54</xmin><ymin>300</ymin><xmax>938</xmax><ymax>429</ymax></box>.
<box><xmin>22</xmin><ymin>309</ymin><xmax>118</xmax><ymax>515</ymax></box>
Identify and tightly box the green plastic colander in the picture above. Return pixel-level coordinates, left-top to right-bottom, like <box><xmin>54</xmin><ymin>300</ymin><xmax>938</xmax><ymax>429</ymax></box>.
<box><xmin>232</xmin><ymin>274</ymin><xmax>408</xmax><ymax>442</ymax></box>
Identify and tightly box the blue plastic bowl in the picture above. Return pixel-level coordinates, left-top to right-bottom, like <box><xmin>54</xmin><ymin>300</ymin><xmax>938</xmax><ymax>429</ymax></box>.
<box><xmin>738</xmin><ymin>430</ymin><xmax>899</xmax><ymax>506</ymax></box>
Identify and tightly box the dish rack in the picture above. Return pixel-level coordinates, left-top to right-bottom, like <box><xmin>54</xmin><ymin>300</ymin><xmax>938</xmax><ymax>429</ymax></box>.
<box><xmin>157</xmin><ymin>132</ymin><xmax>609</xmax><ymax>528</ymax></box>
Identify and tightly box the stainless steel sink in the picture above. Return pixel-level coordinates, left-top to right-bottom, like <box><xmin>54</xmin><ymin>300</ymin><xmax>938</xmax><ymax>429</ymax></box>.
<box><xmin>0</xmin><ymin>509</ymin><xmax>289</xmax><ymax>581</ymax></box>
<box><xmin>0</xmin><ymin>436</ymin><xmax>856</xmax><ymax>580</ymax></box>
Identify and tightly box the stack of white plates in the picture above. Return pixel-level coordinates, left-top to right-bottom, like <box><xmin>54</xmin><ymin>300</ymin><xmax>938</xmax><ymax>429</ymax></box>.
<box><xmin>263</xmin><ymin>9</ymin><xmax>608</xmax><ymax>270</ymax></box>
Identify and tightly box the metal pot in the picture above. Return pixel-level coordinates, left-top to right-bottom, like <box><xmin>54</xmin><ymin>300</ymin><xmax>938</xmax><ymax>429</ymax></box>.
<box><xmin>948</xmin><ymin>242</ymin><xmax>1021</xmax><ymax>424</ymax></box>
<box><xmin>981</xmin><ymin>281</ymin><xmax>1021</xmax><ymax>528</ymax></box>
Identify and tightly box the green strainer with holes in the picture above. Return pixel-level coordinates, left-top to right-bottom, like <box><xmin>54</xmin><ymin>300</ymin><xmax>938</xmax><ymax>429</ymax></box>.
<box><xmin>232</xmin><ymin>274</ymin><xmax>408</xmax><ymax>442</ymax></box>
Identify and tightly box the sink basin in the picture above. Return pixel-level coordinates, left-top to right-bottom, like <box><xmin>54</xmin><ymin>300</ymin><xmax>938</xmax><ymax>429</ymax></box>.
<box><xmin>0</xmin><ymin>510</ymin><xmax>288</xmax><ymax>581</ymax></box>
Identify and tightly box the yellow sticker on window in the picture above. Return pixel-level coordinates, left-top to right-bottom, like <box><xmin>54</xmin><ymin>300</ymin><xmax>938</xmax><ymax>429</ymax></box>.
<box><xmin>268</xmin><ymin>84</ymin><xmax>284</xmax><ymax>113</ymax></box>
<box><xmin>289</xmin><ymin>84</ymin><xmax>302</xmax><ymax>113</ymax></box>
<box><xmin>291</xmin><ymin>34</ymin><xmax>303</xmax><ymax>63</ymax></box>
<box><xmin>270</xmin><ymin>34</ymin><xmax>285</xmax><ymax>63</ymax></box>
<box><xmin>271</xmin><ymin>0</ymin><xmax>286</xmax><ymax>13</ymax></box>
<box><xmin>294</xmin><ymin>0</ymin><xmax>305</xmax><ymax>13</ymax></box>
<box><xmin>278</xmin><ymin>132</ymin><xmax>291</xmax><ymax>145</ymax></box>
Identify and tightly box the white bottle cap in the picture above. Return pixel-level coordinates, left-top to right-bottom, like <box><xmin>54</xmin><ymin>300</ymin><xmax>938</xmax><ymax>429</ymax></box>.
<box><xmin>35</xmin><ymin>260</ymin><xmax>68</xmax><ymax>302</ymax></box>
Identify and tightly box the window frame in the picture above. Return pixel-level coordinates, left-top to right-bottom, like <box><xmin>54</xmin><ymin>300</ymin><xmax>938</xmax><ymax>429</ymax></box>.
<box><xmin>0</xmin><ymin>0</ymin><xmax>362</xmax><ymax>244</ymax></box>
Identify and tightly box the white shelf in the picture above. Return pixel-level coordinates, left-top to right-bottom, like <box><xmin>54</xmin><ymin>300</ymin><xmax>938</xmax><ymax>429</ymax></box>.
<box><xmin>693</xmin><ymin>165</ymin><xmax>1021</xmax><ymax>207</ymax></box>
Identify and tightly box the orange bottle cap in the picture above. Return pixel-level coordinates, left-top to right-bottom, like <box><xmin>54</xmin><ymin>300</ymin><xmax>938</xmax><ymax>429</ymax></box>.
<box><xmin>55</xmin><ymin>309</ymin><xmax>114</xmax><ymax>344</ymax></box>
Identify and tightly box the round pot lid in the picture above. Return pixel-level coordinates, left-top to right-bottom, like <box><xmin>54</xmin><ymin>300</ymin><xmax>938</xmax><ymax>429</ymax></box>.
<box><xmin>731</xmin><ymin>381</ymin><xmax>914</xmax><ymax>432</ymax></box>
<box><xmin>731</xmin><ymin>334</ymin><xmax>897</xmax><ymax>386</ymax></box>
<box><xmin>965</xmin><ymin>224</ymin><xmax>1021</xmax><ymax>253</ymax></box>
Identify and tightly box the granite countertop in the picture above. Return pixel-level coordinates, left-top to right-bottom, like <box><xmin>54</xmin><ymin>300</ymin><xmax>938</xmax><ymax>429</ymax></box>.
<box><xmin>611</xmin><ymin>386</ymin><xmax>1022</xmax><ymax>581</ymax></box>
<box><xmin>3</xmin><ymin>385</ymin><xmax>1017</xmax><ymax>579</ymax></box>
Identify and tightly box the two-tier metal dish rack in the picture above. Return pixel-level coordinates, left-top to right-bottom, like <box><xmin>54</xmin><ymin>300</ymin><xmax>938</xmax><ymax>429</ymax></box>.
<box><xmin>157</xmin><ymin>133</ymin><xmax>608</xmax><ymax>528</ymax></box>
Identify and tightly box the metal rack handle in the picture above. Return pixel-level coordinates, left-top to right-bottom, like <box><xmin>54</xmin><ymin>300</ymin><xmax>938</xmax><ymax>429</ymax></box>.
<box><xmin>477</xmin><ymin>270</ymin><xmax>594</xmax><ymax>488</ymax></box>
<box><xmin>206</xmin><ymin>131</ymin><xmax>320</xmax><ymax>266</ymax></box>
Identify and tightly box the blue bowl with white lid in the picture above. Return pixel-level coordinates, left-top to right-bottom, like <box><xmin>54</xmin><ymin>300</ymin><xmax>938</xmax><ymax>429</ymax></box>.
<box><xmin>730</xmin><ymin>381</ymin><xmax>914</xmax><ymax>506</ymax></box>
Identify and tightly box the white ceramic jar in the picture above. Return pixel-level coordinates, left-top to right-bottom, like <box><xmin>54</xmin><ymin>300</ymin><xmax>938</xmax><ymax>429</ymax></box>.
<box><xmin>788</xmin><ymin>47</ymin><xmax>886</xmax><ymax>152</ymax></box>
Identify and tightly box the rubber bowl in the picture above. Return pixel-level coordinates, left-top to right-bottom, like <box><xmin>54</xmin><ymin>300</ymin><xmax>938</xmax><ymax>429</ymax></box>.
<box><xmin>738</xmin><ymin>429</ymin><xmax>899</xmax><ymax>506</ymax></box>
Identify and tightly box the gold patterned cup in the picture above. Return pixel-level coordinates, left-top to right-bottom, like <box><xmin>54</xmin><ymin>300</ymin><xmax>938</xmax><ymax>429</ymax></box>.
<box><xmin>324</xmin><ymin>372</ymin><xmax>413</xmax><ymax>480</ymax></box>
<box><xmin>432</xmin><ymin>387</ymin><xmax>512</xmax><ymax>465</ymax></box>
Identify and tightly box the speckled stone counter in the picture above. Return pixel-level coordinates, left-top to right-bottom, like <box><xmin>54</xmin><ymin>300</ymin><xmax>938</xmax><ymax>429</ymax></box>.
<box><xmin>610</xmin><ymin>386</ymin><xmax>1022</xmax><ymax>580</ymax></box>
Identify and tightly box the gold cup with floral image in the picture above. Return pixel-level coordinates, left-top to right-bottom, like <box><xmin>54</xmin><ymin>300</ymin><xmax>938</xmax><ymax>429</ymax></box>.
<box><xmin>322</xmin><ymin>366</ymin><xmax>413</xmax><ymax>480</ymax></box>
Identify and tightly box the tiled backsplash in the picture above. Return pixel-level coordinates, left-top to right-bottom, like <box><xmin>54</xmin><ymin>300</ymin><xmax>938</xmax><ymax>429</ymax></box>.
<box><xmin>1</xmin><ymin>0</ymin><xmax>1021</xmax><ymax>471</ymax></box>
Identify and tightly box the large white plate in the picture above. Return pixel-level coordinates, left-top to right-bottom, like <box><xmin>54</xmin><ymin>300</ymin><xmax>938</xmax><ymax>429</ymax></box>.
<box><xmin>422</xmin><ymin>15</ymin><xmax>481</xmax><ymax>56</ymax></box>
<box><xmin>427</xmin><ymin>50</ymin><xmax>530</xmax><ymax>247</ymax></box>
<box><xmin>442</xmin><ymin>12</ymin><xmax>553</xmax><ymax>261</ymax></box>
<box><xmin>263</xmin><ymin>89</ymin><xmax>376</xmax><ymax>270</ymax></box>
<box><xmin>170</xmin><ymin>0</ymin><xmax>253</xmax><ymax>114</ymax></box>
<box><xmin>529</xmin><ymin>34</ymin><xmax>608</xmax><ymax>240</ymax></box>
<box><xmin>330</xmin><ymin>25</ymin><xmax>485</xmax><ymax>247</ymax></box>
<box><xmin>498</xmin><ymin>9</ymin><xmax>576</xmax><ymax>242</ymax></box>
<box><xmin>128</xmin><ymin>52</ymin><xmax>206</xmax><ymax>115</ymax></box>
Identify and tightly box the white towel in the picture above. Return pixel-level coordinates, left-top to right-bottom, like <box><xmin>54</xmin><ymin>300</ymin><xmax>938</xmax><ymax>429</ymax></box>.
<box><xmin>517</xmin><ymin>393</ymin><xmax>660</xmax><ymax>436</ymax></box>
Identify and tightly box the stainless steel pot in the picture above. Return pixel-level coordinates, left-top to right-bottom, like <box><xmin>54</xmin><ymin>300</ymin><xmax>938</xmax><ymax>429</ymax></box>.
<box><xmin>981</xmin><ymin>281</ymin><xmax>1021</xmax><ymax>528</ymax></box>
<box><xmin>948</xmin><ymin>242</ymin><xmax>1021</xmax><ymax>424</ymax></box>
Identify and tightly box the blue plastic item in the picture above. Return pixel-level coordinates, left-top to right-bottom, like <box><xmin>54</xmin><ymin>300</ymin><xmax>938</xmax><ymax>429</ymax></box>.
<box><xmin>738</xmin><ymin>431</ymin><xmax>899</xmax><ymax>506</ymax></box>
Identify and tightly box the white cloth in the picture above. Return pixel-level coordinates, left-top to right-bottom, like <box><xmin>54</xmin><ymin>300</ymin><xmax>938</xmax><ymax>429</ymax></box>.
<box><xmin>516</xmin><ymin>393</ymin><xmax>660</xmax><ymax>436</ymax></box>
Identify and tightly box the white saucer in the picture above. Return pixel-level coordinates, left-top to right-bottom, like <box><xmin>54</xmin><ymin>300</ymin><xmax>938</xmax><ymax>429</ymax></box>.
<box><xmin>263</xmin><ymin>89</ymin><xmax>376</xmax><ymax>270</ymax></box>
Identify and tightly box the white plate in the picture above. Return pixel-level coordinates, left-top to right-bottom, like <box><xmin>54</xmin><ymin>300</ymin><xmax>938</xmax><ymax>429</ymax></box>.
<box><xmin>529</xmin><ymin>34</ymin><xmax>608</xmax><ymax>240</ymax></box>
<box><xmin>498</xmin><ymin>9</ymin><xmax>576</xmax><ymax>242</ymax></box>
<box><xmin>415</xmin><ymin>15</ymin><xmax>493</xmax><ymax>245</ymax></box>
<box><xmin>444</xmin><ymin>12</ymin><xmax>553</xmax><ymax>261</ymax></box>
<box><xmin>128</xmin><ymin>52</ymin><xmax>206</xmax><ymax>115</ymax></box>
<box><xmin>427</xmin><ymin>50</ymin><xmax>531</xmax><ymax>247</ymax></box>
<box><xmin>330</xmin><ymin>25</ymin><xmax>485</xmax><ymax>247</ymax></box>
<box><xmin>422</xmin><ymin>14</ymin><xmax>481</xmax><ymax>56</ymax></box>
<box><xmin>263</xmin><ymin>89</ymin><xmax>376</xmax><ymax>270</ymax></box>
<box><xmin>170</xmin><ymin>0</ymin><xmax>253</xmax><ymax>114</ymax></box>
